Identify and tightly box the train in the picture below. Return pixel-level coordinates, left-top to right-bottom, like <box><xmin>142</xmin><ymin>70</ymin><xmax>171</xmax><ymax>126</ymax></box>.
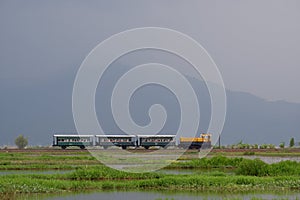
<box><xmin>52</xmin><ymin>133</ymin><xmax>211</xmax><ymax>150</ymax></box>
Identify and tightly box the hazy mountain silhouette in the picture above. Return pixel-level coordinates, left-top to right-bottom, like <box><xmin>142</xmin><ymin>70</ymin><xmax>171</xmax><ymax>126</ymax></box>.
<box><xmin>1</xmin><ymin>67</ymin><xmax>299</xmax><ymax>146</ymax></box>
<box><xmin>95</xmin><ymin>64</ymin><xmax>300</xmax><ymax>146</ymax></box>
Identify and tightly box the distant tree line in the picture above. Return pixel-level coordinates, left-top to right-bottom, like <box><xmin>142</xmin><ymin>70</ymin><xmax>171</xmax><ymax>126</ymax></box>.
<box><xmin>214</xmin><ymin>137</ymin><xmax>298</xmax><ymax>149</ymax></box>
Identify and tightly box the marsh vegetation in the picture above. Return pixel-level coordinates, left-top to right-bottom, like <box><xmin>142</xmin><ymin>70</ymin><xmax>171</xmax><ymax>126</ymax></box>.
<box><xmin>0</xmin><ymin>149</ymin><xmax>299</xmax><ymax>199</ymax></box>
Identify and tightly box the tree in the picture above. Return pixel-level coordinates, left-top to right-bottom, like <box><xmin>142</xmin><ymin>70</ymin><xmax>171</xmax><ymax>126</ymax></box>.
<box><xmin>15</xmin><ymin>135</ymin><xmax>28</xmax><ymax>149</ymax></box>
<box><xmin>279</xmin><ymin>142</ymin><xmax>285</xmax><ymax>149</ymax></box>
<box><xmin>289</xmin><ymin>137</ymin><xmax>295</xmax><ymax>148</ymax></box>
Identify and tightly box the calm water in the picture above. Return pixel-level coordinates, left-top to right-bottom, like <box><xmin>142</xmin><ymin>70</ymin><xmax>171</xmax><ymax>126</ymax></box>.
<box><xmin>13</xmin><ymin>191</ymin><xmax>300</xmax><ymax>200</ymax></box>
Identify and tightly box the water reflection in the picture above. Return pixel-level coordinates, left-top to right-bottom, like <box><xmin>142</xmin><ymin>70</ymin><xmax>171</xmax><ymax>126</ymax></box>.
<box><xmin>11</xmin><ymin>190</ymin><xmax>300</xmax><ymax>200</ymax></box>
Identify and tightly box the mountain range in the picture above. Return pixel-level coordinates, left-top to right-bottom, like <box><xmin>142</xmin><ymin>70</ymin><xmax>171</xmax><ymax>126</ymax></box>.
<box><xmin>1</xmin><ymin>67</ymin><xmax>299</xmax><ymax>146</ymax></box>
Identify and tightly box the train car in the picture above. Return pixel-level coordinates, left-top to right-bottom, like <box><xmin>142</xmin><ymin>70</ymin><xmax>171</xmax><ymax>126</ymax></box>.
<box><xmin>95</xmin><ymin>135</ymin><xmax>137</xmax><ymax>149</ymax></box>
<box><xmin>53</xmin><ymin>135</ymin><xmax>94</xmax><ymax>149</ymax></box>
<box><xmin>52</xmin><ymin>133</ymin><xmax>212</xmax><ymax>150</ymax></box>
<box><xmin>138</xmin><ymin>135</ymin><xmax>176</xmax><ymax>149</ymax></box>
<box><xmin>179</xmin><ymin>133</ymin><xmax>211</xmax><ymax>149</ymax></box>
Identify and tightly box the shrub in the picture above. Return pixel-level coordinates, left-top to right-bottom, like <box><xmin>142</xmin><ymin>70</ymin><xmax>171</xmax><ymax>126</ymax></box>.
<box><xmin>268</xmin><ymin>144</ymin><xmax>275</xmax><ymax>149</ymax></box>
<box><xmin>279</xmin><ymin>142</ymin><xmax>285</xmax><ymax>149</ymax></box>
<box><xmin>268</xmin><ymin>160</ymin><xmax>300</xmax><ymax>176</ymax></box>
<box><xmin>236</xmin><ymin>159</ymin><xmax>269</xmax><ymax>176</ymax></box>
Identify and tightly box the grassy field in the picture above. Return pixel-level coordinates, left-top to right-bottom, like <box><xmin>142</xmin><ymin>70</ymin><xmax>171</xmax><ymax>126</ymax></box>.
<box><xmin>0</xmin><ymin>149</ymin><xmax>299</xmax><ymax>199</ymax></box>
<box><xmin>0</xmin><ymin>148</ymin><xmax>299</xmax><ymax>170</ymax></box>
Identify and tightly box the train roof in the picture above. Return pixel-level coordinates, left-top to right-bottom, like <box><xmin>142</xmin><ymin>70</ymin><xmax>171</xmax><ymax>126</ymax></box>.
<box><xmin>137</xmin><ymin>135</ymin><xmax>176</xmax><ymax>138</ymax></box>
<box><xmin>95</xmin><ymin>135</ymin><xmax>136</xmax><ymax>137</ymax></box>
<box><xmin>53</xmin><ymin>135</ymin><xmax>94</xmax><ymax>137</ymax></box>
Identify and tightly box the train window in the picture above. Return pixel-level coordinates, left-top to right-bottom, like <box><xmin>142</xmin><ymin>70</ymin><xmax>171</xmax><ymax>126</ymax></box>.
<box><xmin>80</xmin><ymin>138</ymin><xmax>88</xmax><ymax>142</ymax></box>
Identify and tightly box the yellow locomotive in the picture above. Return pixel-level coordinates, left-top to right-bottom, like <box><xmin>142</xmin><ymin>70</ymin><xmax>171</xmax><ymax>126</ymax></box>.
<box><xmin>179</xmin><ymin>133</ymin><xmax>211</xmax><ymax>149</ymax></box>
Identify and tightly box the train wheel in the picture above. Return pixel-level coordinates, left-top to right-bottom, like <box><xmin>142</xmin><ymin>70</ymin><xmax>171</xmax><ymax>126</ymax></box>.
<box><xmin>103</xmin><ymin>146</ymin><xmax>108</xmax><ymax>150</ymax></box>
<box><xmin>61</xmin><ymin>146</ymin><xmax>66</xmax><ymax>150</ymax></box>
<box><xmin>121</xmin><ymin>146</ymin><xmax>127</xmax><ymax>150</ymax></box>
<box><xmin>80</xmin><ymin>145</ymin><xmax>85</xmax><ymax>150</ymax></box>
<box><xmin>144</xmin><ymin>146</ymin><xmax>150</xmax><ymax>150</ymax></box>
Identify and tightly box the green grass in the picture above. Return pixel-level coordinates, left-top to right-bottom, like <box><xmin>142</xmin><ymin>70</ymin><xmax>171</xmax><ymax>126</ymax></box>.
<box><xmin>0</xmin><ymin>168</ymin><xmax>299</xmax><ymax>195</ymax></box>
<box><xmin>0</xmin><ymin>151</ymin><xmax>299</xmax><ymax>196</ymax></box>
<box><xmin>168</xmin><ymin>156</ymin><xmax>300</xmax><ymax>177</ymax></box>
<box><xmin>0</xmin><ymin>152</ymin><xmax>99</xmax><ymax>170</ymax></box>
<box><xmin>167</xmin><ymin>156</ymin><xmax>243</xmax><ymax>169</ymax></box>
<box><xmin>66</xmin><ymin>166</ymin><xmax>162</xmax><ymax>180</ymax></box>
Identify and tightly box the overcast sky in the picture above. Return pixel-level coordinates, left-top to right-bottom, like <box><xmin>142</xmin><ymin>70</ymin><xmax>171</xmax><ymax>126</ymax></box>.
<box><xmin>1</xmin><ymin>1</ymin><xmax>300</xmax><ymax>145</ymax></box>
<box><xmin>0</xmin><ymin>0</ymin><xmax>300</xmax><ymax>104</ymax></box>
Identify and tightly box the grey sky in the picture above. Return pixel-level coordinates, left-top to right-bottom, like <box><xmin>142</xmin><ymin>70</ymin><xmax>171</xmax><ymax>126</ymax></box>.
<box><xmin>1</xmin><ymin>1</ymin><xmax>300</xmax><ymax>146</ymax></box>
<box><xmin>1</xmin><ymin>1</ymin><xmax>300</xmax><ymax>103</ymax></box>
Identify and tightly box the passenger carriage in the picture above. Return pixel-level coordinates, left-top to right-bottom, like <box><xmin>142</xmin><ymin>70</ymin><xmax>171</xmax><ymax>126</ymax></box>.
<box><xmin>52</xmin><ymin>135</ymin><xmax>94</xmax><ymax>149</ymax></box>
<box><xmin>138</xmin><ymin>135</ymin><xmax>176</xmax><ymax>149</ymax></box>
<box><xmin>95</xmin><ymin>135</ymin><xmax>137</xmax><ymax>149</ymax></box>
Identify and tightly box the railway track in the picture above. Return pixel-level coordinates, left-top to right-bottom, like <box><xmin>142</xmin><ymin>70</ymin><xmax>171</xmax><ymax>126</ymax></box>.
<box><xmin>0</xmin><ymin>148</ymin><xmax>198</xmax><ymax>153</ymax></box>
<box><xmin>1</xmin><ymin>148</ymin><xmax>299</xmax><ymax>153</ymax></box>
<box><xmin>0</xmin><ymin>148</ymin><xmax>88</xmax><ymax>153</ymax></box>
